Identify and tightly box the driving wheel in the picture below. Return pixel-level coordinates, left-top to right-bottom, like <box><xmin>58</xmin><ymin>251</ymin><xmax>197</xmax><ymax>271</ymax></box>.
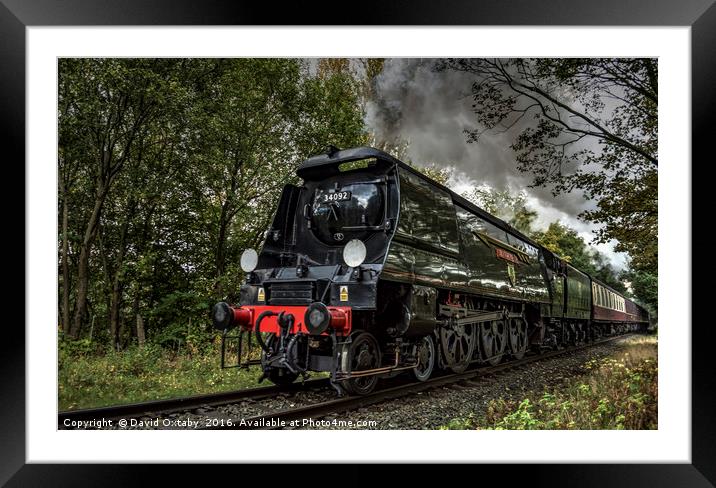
<box><xmin>480</xmin><ymin>319</ymin><xmax>507</xmax><ymax>366</ymax></box>
<box><xmin>508</xmin><ymin>317</ymin><xmax>528</xmax><ymax>360</ymax></box>
<box><xmin>439</xmin><ymin>323</ymin><xmax>476</xmax><ymax>373</ymax></box>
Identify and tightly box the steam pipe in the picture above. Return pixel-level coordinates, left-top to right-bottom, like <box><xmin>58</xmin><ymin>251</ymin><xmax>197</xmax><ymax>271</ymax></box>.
<box><xmin>254</xmin><ymin>310</ymin><xmax>277</xmax><ymax>353</ymax></box>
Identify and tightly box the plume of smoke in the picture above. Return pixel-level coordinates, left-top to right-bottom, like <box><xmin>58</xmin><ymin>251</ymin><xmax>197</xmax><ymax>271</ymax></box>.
<box><xmin>364</xmin><ymin>58</ymin><xmax>627</xmax><ymax>269</ymax></box>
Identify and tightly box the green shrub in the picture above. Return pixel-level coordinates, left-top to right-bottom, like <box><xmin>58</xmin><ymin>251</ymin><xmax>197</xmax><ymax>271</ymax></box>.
<box><xmin>443</xmin><ymin>336</ymin><xmax>658</xmax><ymax>430</ymax></box>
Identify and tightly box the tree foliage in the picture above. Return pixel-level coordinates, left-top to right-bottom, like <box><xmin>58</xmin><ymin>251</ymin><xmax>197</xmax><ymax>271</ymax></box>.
<box><xmin>621</xmin><ymin>268</ymin><xmax>658</xmax><ymax>317</ymax></box>
<box><xmin>438</xmin><ymin>58</ymin><xmax>657</xmax><ymax>276</ymax></box>
<box><xmin>58</xmin><ymin>58</ymin><xmax>366</xmax><ymax>347</ymax></box>
<box><xmin>532</xmin><ymin>222</ymin><xmax>626</xmax><ymax>294</ymax></box>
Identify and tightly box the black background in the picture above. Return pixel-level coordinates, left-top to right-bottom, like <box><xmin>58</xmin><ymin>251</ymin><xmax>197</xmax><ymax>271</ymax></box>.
<box><xmin>2</xmin><ymin>0</ymin><xmax>712</xmax><ymax>485</ymax></box>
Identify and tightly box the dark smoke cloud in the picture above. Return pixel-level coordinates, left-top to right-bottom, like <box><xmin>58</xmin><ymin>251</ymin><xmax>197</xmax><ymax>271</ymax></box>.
<box><xmin>364</xmin><ymin>58</ymin><xmax>627</xmax><ymax>269</ymax></box>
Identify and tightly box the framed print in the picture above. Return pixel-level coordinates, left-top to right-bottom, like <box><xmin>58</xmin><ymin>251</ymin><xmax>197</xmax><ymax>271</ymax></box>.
<box><xmin>4</xmin><ymin>0</ymin><xmax>713</xmax><ymax>484</ymax></box>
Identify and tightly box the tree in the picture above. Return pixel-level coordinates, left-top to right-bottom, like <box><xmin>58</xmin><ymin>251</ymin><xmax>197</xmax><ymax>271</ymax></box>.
<box><xmin>622</xmin><ymin>267</ymin><xmax>657</xmax><ymax>315</ymax></box>
<box><xmin>59</xmin><ymin>59</ymin><xmax>183</xmax><ymax>338</ymax></box>
<box><xmin>58</xmin><ymin>58</ymin><xmax>367</xmax><ymax>347</ymax></box>
<box><xmin>532</xmin><ymin>222</ymin><xmax>625</xmax><ymax>293</ymax></box>
<box><xmin>589</xmin><ymin>251</ymin><xmax>628</xmax><ymax>295</ymax></box>
<box><xmin>438</xmin><ymin>58</ymin><xmax>657</xmax><ymax>276</ymax></box>
<box><xmin>190</xmin><ymin>59</ymin><xmax>366</xmax><ymax>290</ymax></box>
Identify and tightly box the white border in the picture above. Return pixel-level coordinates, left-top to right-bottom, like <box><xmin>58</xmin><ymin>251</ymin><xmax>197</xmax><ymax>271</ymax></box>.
<box><xmin>27</xmin><ymin>27</ymin><xmax>690</xmax><ymax>463</ymax></box>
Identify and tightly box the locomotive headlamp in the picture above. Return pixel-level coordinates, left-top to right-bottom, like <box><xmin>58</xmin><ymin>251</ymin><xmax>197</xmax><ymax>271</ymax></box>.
<box><xmin>240</xmin><ymin>248</ymin><xmax>259</xmax><ymax>272</ymax></box>
<box><xmin>342</xmin><ymin>239</ymin><xmax>366</xmax><ymax>268</ymax></box>
<box><xmin>304</xmin><ymin>302</ymin><xmax>331</xmax><ymax>335</ymax></box>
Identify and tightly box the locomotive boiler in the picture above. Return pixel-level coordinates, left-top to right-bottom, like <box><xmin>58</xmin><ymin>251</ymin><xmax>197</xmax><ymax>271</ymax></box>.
<box><xmin>212</xmin><ymin>146</ymin><xmax>649</xmax><ymax>395</ymax></box>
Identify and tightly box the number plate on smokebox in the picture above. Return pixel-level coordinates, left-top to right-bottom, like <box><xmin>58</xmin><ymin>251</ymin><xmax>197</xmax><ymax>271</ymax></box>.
<box><xmin>321</xmin><ymin>191</ymin><xmax>351</xmax><ymax>203</ymax></box>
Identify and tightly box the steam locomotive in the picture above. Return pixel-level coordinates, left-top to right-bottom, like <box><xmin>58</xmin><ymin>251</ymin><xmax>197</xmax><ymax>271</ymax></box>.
<box><xmin>212</xmin><ymin>146</ymin><xmax>650</xmax><ymax>395</ymax></box>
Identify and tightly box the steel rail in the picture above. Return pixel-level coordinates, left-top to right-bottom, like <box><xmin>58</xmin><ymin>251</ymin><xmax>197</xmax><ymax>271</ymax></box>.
<box><xmin>58</xmin><ymin>377</ymin><xmax>330</xmax><ymax>425</ymax></box>
<box><xmin>212</xmin><ymin>334</ymin><xmax>634</xmax><ymax>430</ymax></box>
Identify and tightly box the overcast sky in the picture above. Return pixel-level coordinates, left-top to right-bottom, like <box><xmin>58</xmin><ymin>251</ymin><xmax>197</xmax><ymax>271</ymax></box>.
<box><xmin>362</xmin><ymin>58</ymin><xmax>628</xmax><ymax>270</ymax></box>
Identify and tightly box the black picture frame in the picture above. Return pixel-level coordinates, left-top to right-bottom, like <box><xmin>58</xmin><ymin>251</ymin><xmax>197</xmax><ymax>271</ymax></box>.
<box><xmin>3</xmin><ymin>0</ymin><xmax>712</xmax><ymax>485</ymax></box>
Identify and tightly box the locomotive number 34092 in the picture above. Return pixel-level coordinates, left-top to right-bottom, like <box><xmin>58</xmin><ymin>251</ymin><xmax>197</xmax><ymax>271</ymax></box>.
<box><xmin>321</xmin><ymin>191</ymin><xmax>351</xmax><ymax>203</ymax></box>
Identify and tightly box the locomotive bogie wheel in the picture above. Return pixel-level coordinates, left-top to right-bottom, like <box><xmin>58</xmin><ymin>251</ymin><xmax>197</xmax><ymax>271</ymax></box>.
<box><xmin>508</xmin><ymin>318</ymin><xmax>528</xmax><ymax>360</ymax></box>
<box><xmin>480</xmin><ymin>319</ymin><xmax>507</xmax><ymax>366</ymax></box>
<box><xmin>341</xmin><ymin>332</ymin><xmax>382</xmax><ymax>396</ymax></box>
<box><xmin>412</xmin><ymin>335</ymin><xmax>436</xmax><ymax>382</ymax></box>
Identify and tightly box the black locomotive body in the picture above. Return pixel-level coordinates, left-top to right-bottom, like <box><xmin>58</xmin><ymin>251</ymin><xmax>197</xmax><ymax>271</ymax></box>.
<box><xmin>212</xmin><ymin>147</ymin><xmax>650</xmax><ymax>395</ymax></box>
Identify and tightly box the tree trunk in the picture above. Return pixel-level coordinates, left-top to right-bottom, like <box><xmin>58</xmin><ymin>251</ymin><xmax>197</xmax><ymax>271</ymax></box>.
<box><xmin>118</xmin><ymin>313</ymin><xmax>127</xmax><ymax>350</ymax></box>
<box><xmin>89</xmin><ymin>314</ymin><xmax>95</xmax><ymax>341</ymax></box>
<box><xmin>215</xmin><ymin>203</ymin><xmax>229</xmax><ymax>278</ymax></box>
<box><xmin>109</xmin><ymin>279</ymin><xmax>123</xmax><ymax>351</ymax></box>
<box><xmin>70</xmin><ymin>243</ymin><xmax>90</xmax><ymax>339</ymax></box>
<box><xmin>136</xmin><ymin>314</ymin><xmax>145</xmax><ymax>348</ymax></box>
<box><xmin>70</xmin><ymin>189</ymin><xmax>105</xmax><ymax>339</ymax></box>
<box><xmin>109</xmin><ymin>218</ymin><xmax>130</xmax><ymax>350</ymax></box>
<box><xmin>61</xmin><ymin>194</ymin><xmax>71</xmax><ymax>334</ymax></box>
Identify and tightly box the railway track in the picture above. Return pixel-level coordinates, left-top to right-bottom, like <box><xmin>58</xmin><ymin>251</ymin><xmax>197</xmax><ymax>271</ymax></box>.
<box><xmin>207</xmin><ymin>333</ymin><xmax>634</xmax><ymax>430</ymax></box>
<box><xmin>58</xmin><ymin>377</ymin><xmax>330</xmax><ymax>426</ymax></box>
<box><xmin>59</xmin><ymin>334</ymin><xmax>633</xmax><ymax>429</ymax></box>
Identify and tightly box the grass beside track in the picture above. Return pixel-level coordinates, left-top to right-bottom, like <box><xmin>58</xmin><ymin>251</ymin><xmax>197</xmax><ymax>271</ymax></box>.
<box><xmin>441</xmin><ymin>335</ymin><xmax>658</xmax><ymax>430</ymax></box>
<box><xmin>59</xmin><ymin>341</ymin><xmax>330</xmax><ymax>410</ymax></box>
<box><xmin>60</xmin><ymin>344</ymin><xmax>258</xmax><ymax>410</ymax></box>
